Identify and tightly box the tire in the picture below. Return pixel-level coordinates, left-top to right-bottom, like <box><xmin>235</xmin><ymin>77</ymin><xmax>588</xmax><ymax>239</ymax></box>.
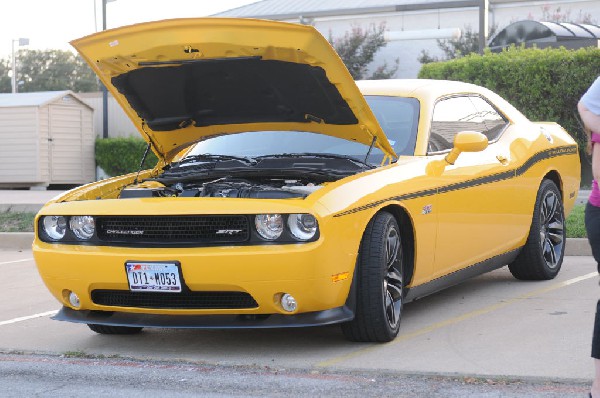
<box><xmin>508</xmin><ymin>179</ymin><xmax>565</xmax><ymax>280</ymax></box>
<box><xmin>87</xmin><ymin>324</ymin><xmax>143</xmax><ymax>335</ymax></box>
<box><xmin>341</xmin><ymin>212</ymin><xmax>404</xmax><ymax>342</ymax></box>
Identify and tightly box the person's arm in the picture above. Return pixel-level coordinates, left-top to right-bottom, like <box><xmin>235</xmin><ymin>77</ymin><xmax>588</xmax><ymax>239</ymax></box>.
<box><xmin>579</xmin><ymin>78</ymin><xmax>600</xmax><ymax>131</ymax></box>
<box><xmin>578</xmin><ymin>100</ymin><xmax>600</xmax><ymax>155</ymax></box>
<box><xmin>593</xmin><ymin>138</ymin><xmax>600</xmax><ymax>183</ymax></box>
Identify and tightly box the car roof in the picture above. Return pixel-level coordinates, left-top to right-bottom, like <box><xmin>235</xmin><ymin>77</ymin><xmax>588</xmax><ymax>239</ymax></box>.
<box><xmin>357</xmin><ymin>79</ymin><xmax>529</xmax><ymax>124</ymax></box>
<box><xmin>357</xmin><ymin>79</ymin><xmax>486</xmax><ymax>98</ymax></box>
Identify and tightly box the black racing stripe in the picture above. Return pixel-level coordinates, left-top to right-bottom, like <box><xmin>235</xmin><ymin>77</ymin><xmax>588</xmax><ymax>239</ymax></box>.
<box><xmin>516</xmin><ymin>145</ymin><xmax>577</xmax><ymax>177</ymax></box>
<box><xmin>333</xmin><ymin>145</ymin><xmax>577</xmax><ymax>218</ymax></box>
<box><xmin>334</xmin><ymin>188</ymin><xmax>437</xmax><ymax>217</ymax></box>
<box><xmin>438</xmin><ymin>170</ymin><xmax>514</xmax><ymax>194</ymax></box>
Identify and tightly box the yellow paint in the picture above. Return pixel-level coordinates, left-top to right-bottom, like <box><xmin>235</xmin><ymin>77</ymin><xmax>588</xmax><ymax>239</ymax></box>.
<box><xmin>32</xmin><ymin>18</ymin><xmax>581</xmax><ymax>327</ymax></box>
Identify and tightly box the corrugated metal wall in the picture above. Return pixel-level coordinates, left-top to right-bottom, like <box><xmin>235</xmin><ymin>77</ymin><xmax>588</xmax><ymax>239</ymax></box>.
<box><xmin>47</xmin><ymin>99</ymin><xmax>95</xmax><ymax>184</ymax></box>
<box><xmin>0</xmin><ymin>107</ymin><xmax>40</xmax><ymax>185</ymax></box>
<box><xmin>0</xmin><ymin>93</ymin><xmax>95</xmax><ymax>187</ymax></box>
<box><xmin>79</xmin><ymin>92</ymin><xmax>138</xmax><ymax>138</ymax></box>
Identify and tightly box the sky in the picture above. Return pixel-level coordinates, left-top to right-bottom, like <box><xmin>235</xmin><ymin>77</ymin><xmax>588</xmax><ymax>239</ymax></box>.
<box><xmin>0</xmin><ymin>0</ymin><xmax>259</xmax><ymax>59</ymax></box>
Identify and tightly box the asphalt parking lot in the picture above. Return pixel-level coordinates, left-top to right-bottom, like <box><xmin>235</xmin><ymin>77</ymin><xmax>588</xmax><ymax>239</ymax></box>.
<box><xmin>1</xmin><ymin>249</ymin><xmax>597</xmax><ymax>388</ymax></box>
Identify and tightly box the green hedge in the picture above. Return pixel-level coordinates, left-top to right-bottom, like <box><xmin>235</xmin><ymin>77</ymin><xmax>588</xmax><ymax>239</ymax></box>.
<box><xmin>95</xmin><ymin>137</ymin><xmax>158</xmax><ymax>177</ymax></box>
<box><xmin>418</xmin><ymin>46</ymin><xmax>600</xmax><ymax>150</ymax></box>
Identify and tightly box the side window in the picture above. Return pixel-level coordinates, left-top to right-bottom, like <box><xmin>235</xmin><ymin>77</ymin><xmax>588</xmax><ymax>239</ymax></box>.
<box><xmin>428</xmin><ymin>95</ymin><xmax>508</xmax><ymax>153</ymax></box>
<box><xmin>468</xmin><ymin>96</ymin><xmax>509</xmax><ymax>142</ymax></box>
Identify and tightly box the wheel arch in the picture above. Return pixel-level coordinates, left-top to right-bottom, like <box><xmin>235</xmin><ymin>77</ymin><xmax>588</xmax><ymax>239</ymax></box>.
<box><xmin>543</xmin><ymin>170</ymin><xmax>563</xmax><ymax>198</ymax></box>
<box><xmin>344</xmin><ymin>203</ymin><xmax>415</xmax><ymax>313</ymax></box>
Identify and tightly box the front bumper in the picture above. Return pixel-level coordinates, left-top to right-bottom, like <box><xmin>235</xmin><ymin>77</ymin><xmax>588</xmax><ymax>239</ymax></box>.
<box><xmin>33</xmin><ymin>238</ymin><xmax>357</xmax><ymax>317</ymax></box>
<box><xmin>54</xmin><ymin>305</ymin><xmax>355</xmax><ymax>328</ymax></box>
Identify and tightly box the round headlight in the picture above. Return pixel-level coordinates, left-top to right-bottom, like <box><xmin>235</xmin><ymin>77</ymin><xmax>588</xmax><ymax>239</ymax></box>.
<box><xmin>287</xmin><ymin>214</ymin><xmax>318</xmax><ymax>241</ymax></box>
<box><xmin>69</xmin><ymin>216</ymin><xmax>95</xmax><ymax>240</ymax></box>
<box><xmin>42</xmin><ymin>216</ymin><xmax>67</xmax><ymax>240</ymax></box>
<box><xmin>255</xmin><ymin>214</ymin><xmax>283</xmax><ymax>240</ymax></box>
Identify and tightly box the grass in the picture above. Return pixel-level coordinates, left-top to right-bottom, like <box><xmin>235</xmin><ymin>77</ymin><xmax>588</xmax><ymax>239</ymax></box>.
<box><xmin>0</xmin><ymin>205</ymin><xmax>589</xmax><ymax>238</ymax></box>
<box><xmin>0</xmin><ymin>212</ymin><xmax>35</xmax><ymax>232</ymax></box>
<box><xmin>566</xmin><ymin>204</ymin><xmax>586</xmax><ymax>238</ymax></box>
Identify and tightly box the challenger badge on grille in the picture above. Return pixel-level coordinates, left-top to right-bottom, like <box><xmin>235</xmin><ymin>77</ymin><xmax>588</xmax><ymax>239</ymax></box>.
<box><xmin>106</xmin><ymin>229</ymin><xmax>145</xmax><ymax>235</ymax></box>
<box><xmin>215</xmin><ymin>229</ymin><xmax>243</xmax><ymax>235</ymax></box>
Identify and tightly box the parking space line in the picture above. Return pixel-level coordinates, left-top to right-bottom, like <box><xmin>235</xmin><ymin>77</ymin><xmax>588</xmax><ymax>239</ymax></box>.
<box><xmin>0</xmin><ymin>310</ymin><xmax>58</xmax><ymax>327</ymax></box>
<box><xmin>0</xmin><ymin>258</ymin><xmax>33</xmax><ymax>266</ymax></box>
<box><xmin>316</xmin><ymin>271</ymin><xmax>598</xmax><ymax>368</ymax></box>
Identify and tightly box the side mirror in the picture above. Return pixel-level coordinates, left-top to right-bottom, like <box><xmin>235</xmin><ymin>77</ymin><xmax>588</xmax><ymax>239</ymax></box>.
<box><xmin>445</xmin><ymin>131</ymin><xmax>488</xmax><ymax>165</ymax></box>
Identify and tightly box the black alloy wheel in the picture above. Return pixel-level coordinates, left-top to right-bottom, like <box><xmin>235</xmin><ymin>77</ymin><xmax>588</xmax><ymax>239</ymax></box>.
<box><xmin>342</xmin><ymin>211</ymin><xmax>404</xmax><ymax>342</ymax></box>
<box><xmin>508</xmin><ymin>179</ymin><xmax>565</xmax><ymax>280</ymax></box>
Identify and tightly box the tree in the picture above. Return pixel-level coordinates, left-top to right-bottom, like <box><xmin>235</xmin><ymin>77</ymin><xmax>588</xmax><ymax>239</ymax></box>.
<box><xmin>534</xmin><ymin>4</ymin><xmax>596</xmax><ymax>24</ymax></box>
<box><xmin>8</xmin><ymin>49</ymin><xmax>99</xmax><ymax>93</ymax></box>
<box><xmin>0</xmin><ymin>59</ymin><xmax>11</xmax><ymax>92</ymax></box>
<box><xmin>418</xmin><ymin>25</ymin><xmax>497</xmax><ymax>64</ymax></box>
<box><xmin>329</xmin><ymin>23</ymin><xmax>399</xmax><ymax>80</ymax></box>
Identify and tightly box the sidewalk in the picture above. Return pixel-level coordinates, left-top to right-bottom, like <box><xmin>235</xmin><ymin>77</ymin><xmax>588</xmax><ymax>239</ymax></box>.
<box><xmin>0</xmin><ymin>189</ymin><xmax>65</xmax><ymax>213</ymax></box>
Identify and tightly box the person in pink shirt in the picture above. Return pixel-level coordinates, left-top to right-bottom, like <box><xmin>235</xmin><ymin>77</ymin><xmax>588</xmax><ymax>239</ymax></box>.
<box><xmin>579</xmin><ymin>76</ymin><xmax>600</xmax><ymax>398</ymax></box>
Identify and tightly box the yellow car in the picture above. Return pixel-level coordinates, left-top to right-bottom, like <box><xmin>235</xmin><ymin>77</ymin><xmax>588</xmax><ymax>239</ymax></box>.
<box><xmin>33</xmin><ymin>18</ymin><xmax>580</xmax><ymax>342</ymax></box>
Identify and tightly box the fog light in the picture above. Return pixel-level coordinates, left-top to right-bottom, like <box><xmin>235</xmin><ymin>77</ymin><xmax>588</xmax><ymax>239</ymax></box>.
<box><xmin>68</xmin><ymin>291</ymin><xmax>80</xmax><ymax>308</ymax></box>
<box><xmin>280</xmin><ymin>293</ymin><xmax>297</xmax><ymax>312</ymax></box>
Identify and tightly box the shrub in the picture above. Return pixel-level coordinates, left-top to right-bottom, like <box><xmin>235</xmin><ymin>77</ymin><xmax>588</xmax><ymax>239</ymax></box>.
<box><xmin>95</xmin><ymin>137</ymin><xmax>158</xmax><ymax>177</ymax></box>
<box><xmin>418</xmin><ymin>46</ymin><xmax>600</xmax><ymax>150</ymax></box>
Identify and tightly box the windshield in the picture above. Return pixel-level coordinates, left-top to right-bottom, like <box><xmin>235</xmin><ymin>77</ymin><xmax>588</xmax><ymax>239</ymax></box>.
<box><xmin>184</xmin><ymin>96</ymin><xmax>419</xmax><ymax>165</ymax></box>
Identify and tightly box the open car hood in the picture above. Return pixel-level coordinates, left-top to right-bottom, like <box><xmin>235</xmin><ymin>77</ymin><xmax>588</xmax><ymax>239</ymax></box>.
<box><xmin>71</xmin><ymin>18</ymin><xmax>396</xmax><ymax>162</ymax></box>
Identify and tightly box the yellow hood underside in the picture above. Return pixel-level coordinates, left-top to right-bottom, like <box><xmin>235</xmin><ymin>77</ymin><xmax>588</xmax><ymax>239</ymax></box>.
<box><xmin>71</xmin><ymin>18</ymin><xmax>396</xmax><ymax>162</ymax></box>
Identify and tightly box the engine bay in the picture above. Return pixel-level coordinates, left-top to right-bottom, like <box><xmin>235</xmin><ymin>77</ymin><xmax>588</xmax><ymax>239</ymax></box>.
<box><xmin>119</xmin><ymin>177</ymin><xmax>323</xmax><ymax>199</ymax></box>
<box><xmin>117</xmin><ymin>152</ymin><xmax>372</xmax><ymax>200</ymax></box>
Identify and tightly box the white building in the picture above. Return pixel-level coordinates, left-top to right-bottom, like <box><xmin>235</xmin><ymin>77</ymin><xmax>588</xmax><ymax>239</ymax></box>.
<box><xmin>215</xmin><ymin>0</ymin><xmax>600</xmax><ymax>78</ymax></box>
<box><xmin>86</xmin><ymin>0</ymin><xmax>600</xmax><ymax>138</ymax></box>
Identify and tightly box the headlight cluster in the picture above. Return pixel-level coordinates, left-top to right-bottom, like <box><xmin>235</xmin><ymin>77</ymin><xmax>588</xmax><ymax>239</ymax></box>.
<box><xmin>40</xmin><ymin>215</ymin><xmax>95</xmax><ymax>242</ymax></box>
<box><xmin>254</xmin><ymin>213</ymin><xmax>318</xmax><ymax>242</ymax></box>
<box><xmin>39</xmin><ymin>213</ymin><xmax>319</xmax><ymax>245</ymax></box>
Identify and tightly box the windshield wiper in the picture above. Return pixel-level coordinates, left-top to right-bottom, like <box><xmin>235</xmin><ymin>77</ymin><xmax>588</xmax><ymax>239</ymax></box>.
<box><xmin>255</xmin><ymin>153</ymin><xmax>373</xmax><ymax>168</ymax></box>
<box><xmin>176</xmin><ymin>153</ymin><xmax>257</xmax><ymax>166</ymax></box>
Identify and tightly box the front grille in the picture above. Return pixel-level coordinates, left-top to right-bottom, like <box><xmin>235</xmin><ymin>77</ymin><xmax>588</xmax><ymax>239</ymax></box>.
<box><xmin>91</xmin><ymin>290</ymin><xmax>259</xmax><ymax>309</ymax></box>
<box><xmin>96</xmin><ymin>215</ymin><xmax>249</xmax><ymax>244</ymax></box>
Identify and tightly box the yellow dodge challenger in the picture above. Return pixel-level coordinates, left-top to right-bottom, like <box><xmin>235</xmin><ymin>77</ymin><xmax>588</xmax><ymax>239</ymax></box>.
<box><xmin>32</xmin><ymin>18</ymin><xmax>580</xmax><ymax>342</ymax></box>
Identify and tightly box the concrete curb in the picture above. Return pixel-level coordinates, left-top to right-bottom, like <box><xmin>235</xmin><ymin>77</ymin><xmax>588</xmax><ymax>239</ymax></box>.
<box><xmin>565</xmin><ymin>238</ymin><xmax>592</xmax><ymax>256</ymax></box>
<box><xmin>0</xmin><ymin>232</ymin><xmax>34</xmax><ymax>251</ymax></box>
<box><xmin>0</xmin><ymin>232</ymin><xmax>592</xmax><ymax>256</ymax></box>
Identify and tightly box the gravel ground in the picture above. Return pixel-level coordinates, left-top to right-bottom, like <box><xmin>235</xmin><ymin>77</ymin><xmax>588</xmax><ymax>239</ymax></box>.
<box><xmin>0</xmin><ymin>352</ymin><xmax>590</xmax><ymax>397</ymax></box>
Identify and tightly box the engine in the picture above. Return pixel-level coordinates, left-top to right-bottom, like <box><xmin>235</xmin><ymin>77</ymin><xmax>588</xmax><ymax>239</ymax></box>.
<box><xmin>119</xmin><ymin>178</ymin><xmax>322</xmax><ymax>199</ymax></box>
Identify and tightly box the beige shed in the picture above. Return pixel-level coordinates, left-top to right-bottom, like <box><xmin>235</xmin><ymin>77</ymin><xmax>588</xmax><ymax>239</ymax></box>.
<box><xmin>0</xmin><ymin>91</ymin><xmax>95</xmax><ymax>188</ymax></box>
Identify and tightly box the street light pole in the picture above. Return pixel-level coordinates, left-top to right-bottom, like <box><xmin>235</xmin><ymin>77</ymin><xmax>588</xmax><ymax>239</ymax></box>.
<box><xmin>11</xmin><ymin>38</ymin><xmax>29</xmax><ymax>93</ymax></box>
<box><xmin>101</xmin><ymin>0</ymin><xmax>109</xmax><ymax>138</ymax></box>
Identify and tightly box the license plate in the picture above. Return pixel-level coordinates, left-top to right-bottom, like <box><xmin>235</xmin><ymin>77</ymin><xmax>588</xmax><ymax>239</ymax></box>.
<box><xmin>125</xmin><ymin>261</ymin><xmax>182</xmax><ymax>293</ymax></box>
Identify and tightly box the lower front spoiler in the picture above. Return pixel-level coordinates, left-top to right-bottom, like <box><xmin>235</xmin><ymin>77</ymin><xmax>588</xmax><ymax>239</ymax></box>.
<box><xmin>53</xmin><ymin>306</ymin><xmax>355</xmax><ymax>329</ymax></box>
